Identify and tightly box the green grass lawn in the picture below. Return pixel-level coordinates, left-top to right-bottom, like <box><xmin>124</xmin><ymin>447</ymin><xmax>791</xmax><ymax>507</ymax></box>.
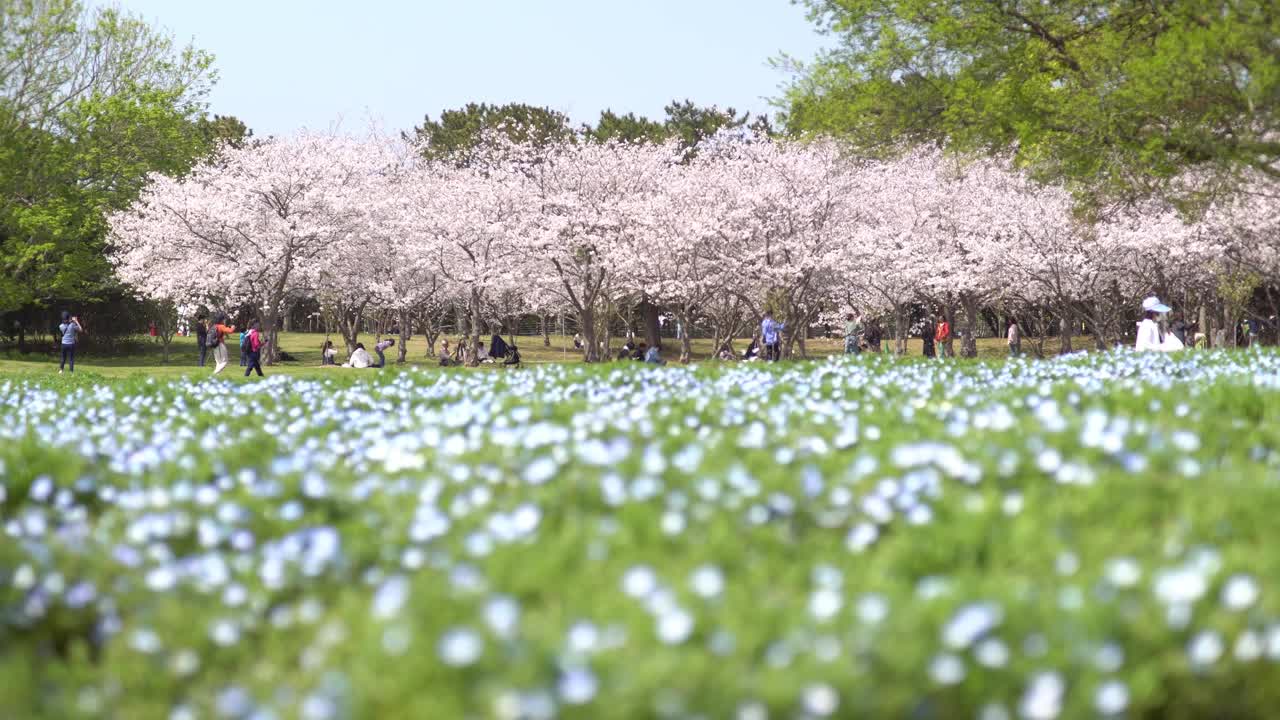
<box><xmin>1</xmin><ymin>331</ymin><xmax>1055</xmax><ymax>378</ymax></box>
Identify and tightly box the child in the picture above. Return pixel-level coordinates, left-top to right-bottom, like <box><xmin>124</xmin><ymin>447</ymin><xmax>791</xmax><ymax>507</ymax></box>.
<box><xmin>373</xmin><ymin>338</ymin><xmax>395</xmax><ymax>368</ymax></box>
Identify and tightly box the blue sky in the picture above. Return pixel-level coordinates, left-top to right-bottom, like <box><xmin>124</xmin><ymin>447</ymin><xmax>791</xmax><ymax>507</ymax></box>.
<box><xmin>114</xmin><ymin>0</ymin><xmax>828</xmax><ymax>137</ymax></box>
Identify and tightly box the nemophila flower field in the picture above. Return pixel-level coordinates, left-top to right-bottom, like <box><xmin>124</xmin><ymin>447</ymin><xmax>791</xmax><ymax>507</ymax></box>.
<box><xmin>4</xmin><ymin>352</ymin><xmax>1280</xmax><ymax>720</ymax></box>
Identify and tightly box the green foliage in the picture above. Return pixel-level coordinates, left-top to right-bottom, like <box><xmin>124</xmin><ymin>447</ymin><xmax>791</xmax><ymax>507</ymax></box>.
<box><xmin>583</xmin><ymin>110</ymin><xmax>670</xmax><ymax>144</ymax></box>
<box><xmin>196</xmin><ymin>114</ymin><xmax>254</xmax><ymax>150</ymax></box>
<box><xmin>781</xmin><ymin>0</ymin><xmax>1280</xmax><ymax>194</ymax></box>
<box><xmin>411</xmin><ymin>102</ymin><xmax>575</xmax><ymax>166</ymax></box>
<box><xmin>0</xmin><ymin>0</ymin><xmax>229</xmax><ymax>314</ymax></box>
<box><xmin>662</xmin><ymin>98</ymin><xmax>752</xmax><ymax>151</ymax></box>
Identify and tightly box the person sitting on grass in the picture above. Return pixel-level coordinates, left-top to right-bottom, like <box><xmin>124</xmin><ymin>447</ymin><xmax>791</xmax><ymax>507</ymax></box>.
<box><xmin>476</xmin><ymin>340</ymin><xmax>493</xmax><ymax>363</ymax></box>
<box><xmin>343</xmin><ymin>343</ymin><xmax>372</xmax><ymax>368</ymax></box>
<box><xmin>742</xmin><ymin>339</ymin><xmax>761</xmax><ymax>361</ymax></box>
<box><xmin>644</xmin><ymin>344</ymin><xmax>666</xmax><ymax>365</ymax></box>
<box><xmin>373</xmin><ymin>338</ymin><xmax>395</xmax><ymax>368</ymax></box>
<box><xmin>321</xmin><ymin>339</ymin><xmax>338</xmax><ymax>366</ymax></box>
<box><xmin>632</xmin><ymin>342</ymin><xmax>648</xmax><ymax>361</ymax></box>
<box><xmin>438</xmin><ymin>339</ymin><xmax>454</xmax><ymax>367</ymax></box>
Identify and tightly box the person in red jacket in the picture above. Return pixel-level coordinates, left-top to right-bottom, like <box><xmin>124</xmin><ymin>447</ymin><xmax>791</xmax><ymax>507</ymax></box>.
<box><xmin>244</xmin><ymin>320</ymin><xmax>266</xmax><ymax>377</ymax></box>
<box><xmin>935</xmin><ymin>314</ymin><xmax>952</xmax><ymax>358</ymax></box>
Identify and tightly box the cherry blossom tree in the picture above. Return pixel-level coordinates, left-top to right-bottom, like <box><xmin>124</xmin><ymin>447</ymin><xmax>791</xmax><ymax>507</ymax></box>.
<box><xmin>109</xmin><ymin>131</ymin><xmax>397</xmax><ymax>363</ymax></box>
<box><xmin>398</xmin><ymin>157</ymin><xmax>526</xmax><ymax>365</ymax></box>
<box><xmin>522</xmin><ymin>138</ymin><xmax>675</xmax><ymax>362</ymax></box>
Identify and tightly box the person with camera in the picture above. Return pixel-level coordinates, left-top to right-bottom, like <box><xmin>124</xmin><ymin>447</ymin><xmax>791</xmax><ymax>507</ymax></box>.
<box><xmin>58</xmin><ymin>312</ymin><xmax>84</xmax><ymax>374</ymax></box>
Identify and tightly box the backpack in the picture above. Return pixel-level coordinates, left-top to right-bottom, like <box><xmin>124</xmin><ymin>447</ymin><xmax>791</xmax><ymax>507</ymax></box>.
<box><xmin>240</xmin><ymin>332</ymin><xmax>252</xmax><ymax>351</ymax></box>
<box><xmin>206</xmin><ymin>326</ymin><xmax>221</xmax><ymax>348</ymax></box>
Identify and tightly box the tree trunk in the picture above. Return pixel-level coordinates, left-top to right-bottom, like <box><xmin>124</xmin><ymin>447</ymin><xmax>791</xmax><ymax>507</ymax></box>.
<box><xmin>1058</xmin><ymin>311</ymin><xmax>1074</xmax><ymax>354</ymax></box>
<box><xmin>467</xmin><ymin>290</ymin><xmax>484</xmax><ymax>367</ymax></box>
<box><xmin>540</xmin><ymin>314</ymin><xmax>551</xmax><ymax>347</ymax></box>
<box><xmin>397</xmin><ymin>309</ymin><xmax>410</xmax><ymax>364</ymax></box>
<box><xmin>263</xmin><ymin>297</ymin><xmax>283</xmax><ymax>366</ymax></box>
<box><xmin>1031</xmin><ymin>307</ymin><xmax>1049</xmax><ymax>358</ymax></box>
<box><xmin>600</xmin><ymin>302</ymin><xmax>613</xmax><ymax>360</ymax></box>
<box><xmin>894</xmin><ymin>303</ymin><xmax>908</xmax><ymax>355</ymax></box>
<box><xmin>677</xmin><ymin>310</ymin><xmax>694</xmax><ymax>363</ymax></box>
<box><xmin>641</xmin><ymin>299</ymin><xmax>661</xmax><ymax>349</ymax></box>
<box><xmin>1199</xmin><ymin>304</ymin><xmax>1209</xmax><ymax>348</ymax></box>
<box><xmin>960</xmin><ymin>294</ymin><xmax>979</xmax><ymax>358</ymax></box>
<box><xmin>421</xmin><ymin>317</ymin><xmax>440</xmax><ymax>357</ymax></box>
<box><xmin>579</xmin><ymin>304</ymin><xmax>599</xmax><ymax>362</ymax></box>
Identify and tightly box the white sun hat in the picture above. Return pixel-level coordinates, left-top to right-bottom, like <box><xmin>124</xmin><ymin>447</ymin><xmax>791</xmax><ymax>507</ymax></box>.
<box><xmin>1141</xmin><ymin>296</ymin><xmax>1172</xmax><ymax>313</ymax></box>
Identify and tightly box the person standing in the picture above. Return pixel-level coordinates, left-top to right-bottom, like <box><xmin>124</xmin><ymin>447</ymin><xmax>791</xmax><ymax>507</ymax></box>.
<box><xmin>58</xmin><ymin>311</ymin><xmax>83</xmax><ymax>374</ymax></box>
<box><xmin>195</xmin><ymin>315</ymin><xmax>209</xmax><ymax>368</ymax></box>
<box><xmin>921</xmin><ymin>315</ymin><xmax>936</xmax><ymax>358</ymax></box>
<box><xmin>1007</xmin><ymin>319</ymin><xmax>1022</xmax><ymax>357</ymax></box>
<box><xmin>373</xmin><ymin>338</ymin><xmax>395</xmax><ymax>368</ymax></box>
<box><xmin>209</xmin><ymin>314</ymin><xmax>236</xmax><ymax>375</ymax></box>
<box><xmin>761</xmin><ymin>311</ymin><xmax>785</xmax><ymax>362</ymax></box>
<box><xmin>843</xmin><ymin>313</ymin><xmax>863</xmax><ymax>355</ymax></box>
<box><xmin>244</xmin><ymin>321</ymin><xmax>266</xmax><ymax>377</ymax></box>
<box><xmin>935</xmin><ymin>313</ymin><xmax>951</xmax><ymax>358</ymax></box>
<box><xmin>864</xmin><ymin>318</ymin><xmax>883</xmax><ymax>354</ymax></box>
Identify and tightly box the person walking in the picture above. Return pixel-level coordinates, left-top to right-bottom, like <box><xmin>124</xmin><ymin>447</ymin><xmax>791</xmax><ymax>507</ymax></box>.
<box><xmin>244</xmin><ymin>321</ymin><xmax>266</xmax><ymax>377</ymax></box>
<box><xmin>761</xmin><ymin>311</ymin><xmax>785</xmax><ymax>362</ymax></box>
<box><xmin>935</xmin><ymin>313</ymin><xmax>952</xmax><ymax>358</ymax></box>
<box><xmin>843</xmin><ymin>313</ymin><xmax>863</xmax><ymax>355</ymax></box>
<box><xmin>58</xmin><ymin>312</ymin><xmax>83</xmax><ymax>373</ymax></box>
<box><xmin>1007</xmin><ymin>319</ymin><xmax>1022</xmax><ymax>357</ymax></box>
<box><xmin>209</xmin><ymin>314</ymin><xmax>236</xmax><ymax>375</ymax></box>
<box><xmin>195</xmin><ymin>315</ymin><xmax>209</xmax><ymax>368</ymax></box>
<box><xmin>921</xmin><ymin>315</ymin><xmax>936</xmax><ymax>358</ymax></box>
